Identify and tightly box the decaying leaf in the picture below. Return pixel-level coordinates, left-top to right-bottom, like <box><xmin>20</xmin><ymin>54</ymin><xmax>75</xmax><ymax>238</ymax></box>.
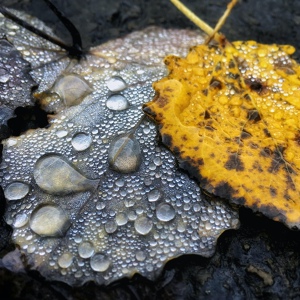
<box><xmin>0</xmin><ymin>10</ymin><xmax>239</xmax><ymax>286</ymax></box>
<box><xmin>144</xmin><ymin>30</ymin><xmax>300</xmax><ymax>228</ymax></box>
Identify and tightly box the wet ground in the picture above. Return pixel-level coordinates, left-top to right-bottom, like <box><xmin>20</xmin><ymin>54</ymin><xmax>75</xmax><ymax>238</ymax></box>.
<box><xmin>1</xmin><ymin>0</ymin><xmax>300</xmax><ymax>299</ymax></box>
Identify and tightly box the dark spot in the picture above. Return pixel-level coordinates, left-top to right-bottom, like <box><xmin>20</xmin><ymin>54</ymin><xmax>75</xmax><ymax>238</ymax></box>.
<box><xmin>241</xmin><ymin>129</ymin><xmax>252</xmax><ymax>139</ymax></box>
<box><xmin>260</xmin><ymin>147</ymin><xmax>273</xmax><ymax>157</ymax></box>
<box><xmin>172</xmin><ymin>146</ymin><xmax>181</xmax><ymax>156</ymax></box>
<box><xmin>202</xmin><ymin>89</ymin><xmax>208</xmax><ymax>96</ymax></box>
<box><xmin>205</xmin><ymin>126</ymin><xmax>215</xmax><ymax>131</ymax></box>
<box><xmin>247</xmin><ymin>109</ymin><xmax>261</xmax><ymax>123</ymax></box>
<box><xmin>293</xmin><ymin>131</ymin><xmax>300</xmax><ymax>145</ymax></box>
<box><xmin>162</xmin><ymin>133</ymin><xmax>173</xmax><ymax>148</ymax></box>
<box><xmin>181</xmin><ymin>135</ymin><xmax>188</xmax><ymax>141</ymax></box>
<box><xmin>194</xmin><ymin>146</ymin><xmax>199</xmax><ymax>151</ymax></box>
<box><xmin>224</xmin><ymin>153</ymin><xmax>245</xmax><ymax>171</ymax></box>
<box><xmin>214</xmin><ymin>181</ymin><xmax>235</xmax><ymax>200</ymax></box>
<box><xmin>143</xmin><ymin>105</ymin><xmax>156</xmax><ymax>118</ymax></box>
<box><xmin>269</xmin><ymin>186</ymin><xmax>277</xmax><ymax>197</ymax></box>
<box><xmin>229</xmin><ymin>59</ymin><xmax>236</xmax><ymax>69</ymax></box>
<box><xmin>209</xmin><ymin>77</ymin><xmax>222</xmax><ymax>89</ymax></box>
<box><xmin>252</xmin><ymin>161</ymin><xmax>263</xmax><ymax>172</ymax></box>
<box><xmin>244</xmin><ymin>94</ymin><xmax>251</xmax><ymax>102</ymax></box>
<box><xmin>259</xmin><ymin>204</ymin><xmax>287</xmax><ymax>224</ymax></box>
<box><xmin>249</xmin><ymin>142</ymin><xmax>259</xmax><ymax>149</ymax></box>
<box><xmin>227</xmin><ymin>72</ymin><xmax>240</xmax><ymax>80</ymax></box>
<box><xmin>244</xmin><ymin>78</ymin><xmax>266</xmax><ymax>94</ymax></box>
<box><xmin>204</xmin><ymin>110</ymin><xmax>210</xmax><ymax>119</ymax></box>
<box><xmin>267</xmin><ymin>146</ymin><xmax>285</xmax><ymax>173</ymax></box>
<box><xmin>263</xmin><ymin>128</ymin><xmax>271</xmax><ymax>137</ymax></box>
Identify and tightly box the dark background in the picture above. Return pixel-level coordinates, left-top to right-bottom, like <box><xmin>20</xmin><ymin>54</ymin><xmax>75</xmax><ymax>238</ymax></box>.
<box><xmin>1</xmin><ymin>0</ymin><xmax>300</xmax><ymax>299</ymax></box>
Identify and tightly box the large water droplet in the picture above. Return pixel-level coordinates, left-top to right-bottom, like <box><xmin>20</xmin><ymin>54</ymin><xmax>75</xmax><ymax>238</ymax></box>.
<box><xmin>53</xmin><ymin>75</ymin><xmax>92</xmax><ymax>106</ymax></box>
<box><xmin>58</xmin><ymin>252</ymin><xmax>73</xmax><ymax>268</ymax></box>
<box><xmin>29</xmin><ymin>205</ymin><xmax>71</xmax><ymax>237</ymax></box>
<box><xmin>90</xmin><ymin>253</ymin><xmax>111</xmax><ymax>272</ymax></box>
<box><xmin>106</xmin><ymin>94</ymin><xmax>129</xmax><ymax>111</ymax></box>
<box><xmin>71</xmin><ymin>132</ymin><xmax>92</xmax><ymax>151</ymax></box>
<box><xmin>115</xmin><ymin>212</ymin><xmax>128</xmax><ymax>226</ymax></box>
<box><xmin>4</xmin><ymin>181</ymin><xmax>30</xmax><ymax>200</ymax></box>
<box><xmin>78</xmin><ymin>241</ymin><xmax>95</xmax><ymax>258</ymax></box>
<box><xmin>0</xmin><ymin>67</ymin><xmax>10</xmax><ymax>83</ymax></box>
<box><xmin>134</xmin><ymin>216</ymin><xmax>153</xmax><ymax>235</ymax></box>
<box><xmin>135</xmin><ymin>250</ymin><xmax>147</xmax><ymax>262</ymax></box>
<box><xmin>156</xmin><ymin>203</ymin><xmax>176</xmax><ymax>222</ymax></box>
<box><xmin>105</xmin><ymin>220</ymin><xmax>117</xmax><ymax>234</ymax></box>
<box><xmin>108</xmin><ymin>134</ymin><xmax>142</xmax><ymax>173</ymax></box>
<box><xmin>33</xmin><ymin>154</ymin><xmax>99</xmax><ymax>195</ymax></box>
<box><xmin>106</xmin><ymin>76</ymin><xmax>127</xmax><ymax>92</ymax></box>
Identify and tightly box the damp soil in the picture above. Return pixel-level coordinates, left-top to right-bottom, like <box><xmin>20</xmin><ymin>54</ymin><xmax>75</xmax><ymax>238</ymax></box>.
<box><xmin>1</xmin><ymin>0</ymin><xmax>300</xmax><ymax>299</ymax></box>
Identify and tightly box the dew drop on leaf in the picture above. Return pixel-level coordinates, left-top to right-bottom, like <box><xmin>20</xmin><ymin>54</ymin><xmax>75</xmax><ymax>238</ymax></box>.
<box><xmin>4</xmin><ymin>181</ymin><xmax>30</xmax><ymax>200</ymax></box>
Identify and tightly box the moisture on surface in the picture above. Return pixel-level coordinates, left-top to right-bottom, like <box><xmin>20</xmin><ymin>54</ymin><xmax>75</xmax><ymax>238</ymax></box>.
<box><xmin>0</xmin><ymin>10</ymin><xmax>239</xmax><ymax>286</ymax></box>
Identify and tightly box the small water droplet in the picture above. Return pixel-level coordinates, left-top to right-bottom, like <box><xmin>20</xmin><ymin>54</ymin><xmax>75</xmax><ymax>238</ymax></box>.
<box><xmin>106</xmin><ymin>94</ymin><xmax>129</xmax><ymax>111</ymax></box>
<box><xmin>0</xmin><ymin>68</ymin><xmax>10</xmax><ymax>83</ymax></box>
<box><xmin>4</xmin><ymin>181</ymin><xmax>30</xmax><ymax>200</ymax></box>
<box><xmin>156</xmin><ymin>203</ymin><xmax>176</xmax><ymax>222</ymax></box>
<box><xmin>71</xmin><ymin>132</ymin><xmax>92</xmax><ymax>151</ymax></box>
<box><xmin>135</xmin><ymin>250</ymin><xmax>147</xmax><ymax>262</ymax></box>
<box><xmin>33</xmin><ymin>154</ymin><xmax>99</xmax><ymax>195</ymax></box>
<box><xmin>58</xmin><ymin>252</ymin><xmax>73</xmax><ymax>268</ymax></box>
<box><xmin>134</xmin><ymin>216</ymin><xmax>153</xmax><ymax>235</ymax></box>
<box><xmin>147</xmin><ymin>189</ymin><xmax>160</xmax><ymax>202</ymax></box>
<box><xmin>55</xmin><ymin>130</ymin><xmax>68</xmax><ymax>138</ymax></box>
<box><xmin>106</xmin><ymin>76</ymin><xmax>127</xmax><ymax>92</ymax></box>
<box><xmin>29</xmin><ymin>205</ymin><xmax>71</xmax><ymax>237</ymax></box>
<box><xmin>105</xmin><ymin>220</ymin><xmax>117</xmax><ymax>234</ymax></box>
<box><xmin>78</xmin><ymin>241</ymin><xmax>95</xmax><ymax>258</ymax></box>
<box><xmin>90</xmin><ymin>253</ymin><xmax>111</xmax><ymax>272</ymax></box>
<box><xmin>108</xmin><ymin>134</ymin><xmax>142</xmax><ymax>173</ymax></box>
<box><xmin>53</xmin><ymin>75</ymin><xmax>92</xmax><ymax>106</ymax></box>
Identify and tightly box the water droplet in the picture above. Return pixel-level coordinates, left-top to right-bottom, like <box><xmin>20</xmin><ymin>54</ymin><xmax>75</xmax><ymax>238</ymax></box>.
<box><xmin>90</xmin><ymin>253</ymin><xmax>111</xmax><ymax>272</ymax></box>
<box><xmin>108</xmin><ymin>134</ymin><xmax>142</xmax><ymax>173</ymax></box>
<box><xmin>13</xmin><ymin>213</ymin><xmax>29</xmax><ymax>228</ymax></box>
<box><xmin>135</xmin><ymin>250</ymin><xmax>147</xmax><ymax>262</ymax></box>
<box><xmin>58</xmin><ymin>252</ymin><xmax>73</xmax><ymax>268</ymax></box>
<box><xmin>134</xmin><ymin>216</ymin><xmax>153</xmax><ymax>235</ymax></box>
<box><xmin>53</xmin><ymin>75</ymin><xmax>92</xmax><ymax>106</ymax></box>
<box><xmin>105</xmin><ymin>220</ymin><xmax>117</xmax><ymax>234</ymax></box>
<box><xmin>55</xmin><ymin>130</ymin><xmax>68</xmax><ymax>138</ymax></box>
<box><xmin>106</xmin><ymin>76</ymin><xmax>127</xmax><ymax>92</ymax></box>
<box><xmin>147</xmin><ymin>189</ymin><xmax>160</xmax><ymax>202</ymax></box>
<box><xmin>78</xmin><ymin>241</ymin><xmax>95</xmax><ymax>258</ymax></box>
<box><xmin>33</xmin><ymin>154</ymin><xmax>99</xmax><ymax>195</ymax></box>
<box><xmin>115</xmin><ymin>212</ymin><xmax>128</xmax><ymax>226</ymax></box>
<box><xmin>0</xmin><ymin>67</ymin><xmax>10</xmax><ymax>83</ymax></box>
<box><xmin>4</xmin><ymin>181</ymin><xmax>30</xmax><ymax>200</ymax></box>
<box><xmin>29</xmin><ymin>205</ymin><xmax>71</xmax><ymax>237</ymax></box>
<box><xmin>106</xmin><ymin>94</ymin><xmax>129</xmax><ymax>111</ymax></box>
<box><xmin>156</xmin><ymin>203</ymin><xmax>176</xmax><ymax>222</ymax></box>
<box><xmin>71</xmin><ymin>132</ymin><xmax>92</xmax><ymax>151</ymax></box>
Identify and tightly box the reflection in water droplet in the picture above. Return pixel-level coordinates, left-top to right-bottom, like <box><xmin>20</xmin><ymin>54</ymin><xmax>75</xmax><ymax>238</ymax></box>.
<box><xmin>90</xmin><ymin>253</ymin><xmax>111</xmax><ymax>272</ymax></box>
<box><xmin>105</xmin><ymin>220</ymin><xmax>117</xmax><ymax>234</ymax></box>
<box><xmin>115</xmin><ymin>212</ymin><xmax>128</xmax><ymax>226</ymax></box>
<box><xmin>13</xmin><ymin>213</ymin><xmax>29</xmax><ymax>228</ymax></box>
<box><xmin>29</xmin><ymin>205</ymin><xmax>71</xmax><ymax>237</ymax></box>
<box><xmin>58</xmin><ymin>252</ymin><xmax>73</xmax><ymax>268</ymax></box>
<box><xmin>55</xmin><ymin>130</ymin><xmax>68</xmax><ymax>138</ymax></box>
<box><xmin>78</xmin><ymin>241</ymin><xmax>95</xmax><ymax>258</ymax></box>
<box><xmin>33</xmin><ymin>154</ymin><xmax>99</xmax><ymax>195</ymax></box>
<box><xmin>71</xmin><ymin>132</ymin><xmax>92</xmax><ymax>151</ymax></box>
<box><xmin>136</xmin><ymin>250</ymin><xmax>146</xmax><ymax>262</ymax></box>
<box><xmin>106</xmin><ymin>94</ymin><xmax>129</xmax><ymax>111</ymax></box>
<box><xmin>108</xmin><ymin>135</ymin><xmax>142</xmax><ymax>173</ymax></box>
<box><xmin>0</xmin><ymin>67</ymin><xmax>10</xmax><ymax>83</ymax></box>
<box><xmin>106</xmin><ymin>76</ymin><xmax>127</xmax><ymax>92</ymax></box>
<box><xmin>156</xmin><ymin>203</ymin><xmax>176</xmax><ymax>222</ymax></box>
<box><xmin>4</xmin><ymin>181</ymin><xmax>30</xmax><ymax>200</ymax></box>
<box><xmin>147</xmin><ymin>189</ymin><xmax>160</xmax><ymax>202</ymax></box>
<box><xmin>53</xmin><ymin>75</ymin><xmax>92</xmax><ymax>106</ymax></box>
<box><xmin>134</xmin><ymin>216</ymin><xmax>153</xmax><ymax>235</ymax></box>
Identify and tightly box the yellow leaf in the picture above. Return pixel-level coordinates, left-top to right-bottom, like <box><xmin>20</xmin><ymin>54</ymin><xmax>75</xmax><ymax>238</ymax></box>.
<box><xmin>144</xmin><ymin>40</ymin><xmax>300</xmax><ymax>228</ymax></box>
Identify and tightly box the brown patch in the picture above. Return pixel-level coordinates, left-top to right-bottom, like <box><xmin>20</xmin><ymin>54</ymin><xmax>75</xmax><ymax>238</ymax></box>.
<box><xmin>260</xmin><ymin>147</ymin><xmax>273</xmax><ymax>157</ymax></box>
<box><xmin>252</xmin><ymin>161</ymin><xmax>263</xmax><ymax>172</ymax></box>
<box><xmin>241</xmin><ymin>129</ymin><xmax>252</xmax><ymax>139</ymax></box>
<box><xmin>204</xmin><ymin>110</ymin><xmax>211</xmax><ymax>119</ymax></box>
<box><xmin>224</xmin><ymin>153</ymin><xmax>245</xmax><ymax>171</ymax></box>
<box><xmin>156</xmin><ymin>96</ymin><xmax>169</xmax><ymax>108</ymax></box>
<box><xmin>210</xmin><ymin>77</ymin><xmax>223</xmax><ymax>89</ymax></box>
<box><xmin>263</xmin><ymin>128</ymin><xmax>271</xmax><ymax>137</ymax></box>
<box><xmin>247</xmin><ymin>109</ymin><xmax>261</xmax><ymax>123</ymax></box>
<box><xmin>205</xmin><ymin>126</ymin><xmax>215</xmax><ymax>131</ymax></box>
<box><xmin>228</xmin><ymin>59</ymin><xmax>236</xmax><ymax>69</ymax></box>
<box><xmin>202</xmin><ymin>89</ymin><xmax>208</xmax><ymax>96</ymax></box>
<box><xmin>244</xmin><ymin>78</ymin><xmax>267</xmax><ymax>94</ymax></box>
<box><xmin>162</xmin><ymin>133</ymin><xmax>173</xmax><ymax>148</ymax></box>
<box><xmin>214</xmin><ymin>181</ymin><xmax>235</xmax><ymax>200</ymax></box>
<box><xmin>293</xmin><ymin>131</ymin><xmax>300</xmax><ymax>145</ymax></box>
<box><xmin>270</xmin><ymin>186</ymin><xmax>277</xmax><ymax>197</ymax></box>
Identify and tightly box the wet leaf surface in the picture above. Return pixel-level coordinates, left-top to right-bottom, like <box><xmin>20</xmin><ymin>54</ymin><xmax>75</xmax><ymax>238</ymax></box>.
<box><xmin>0</xmin><ymin>11</ymin><xmax>239</xmax><ymax>285</ymax></box>
<box><xmin>144</xmin><ymin>37</ymin><xmax>300</xmax><ymax>229</ymax></box>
